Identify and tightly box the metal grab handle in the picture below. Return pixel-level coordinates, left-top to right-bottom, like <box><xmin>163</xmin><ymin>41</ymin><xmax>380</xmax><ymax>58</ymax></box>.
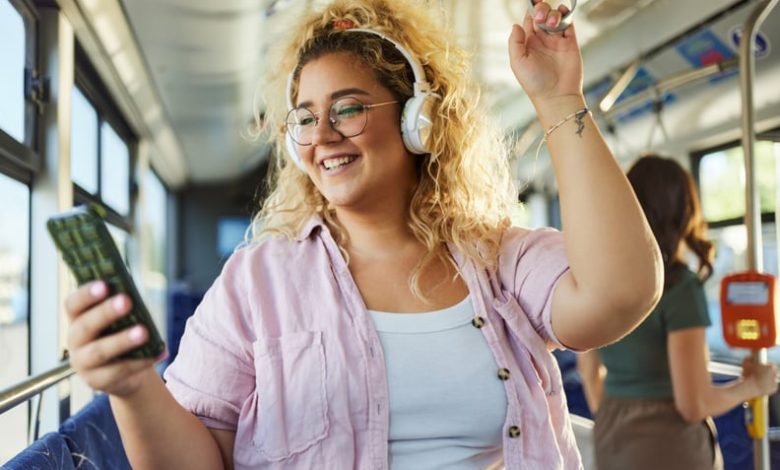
<box><xmin>527</xmin><ymin>0</ymin><xmax>577</xmax><ymax>32</ymax></box>
<box><xmin>0</xmin><ymin>361</ymin><xmax>73</xmax><ymax>416</ymax></box>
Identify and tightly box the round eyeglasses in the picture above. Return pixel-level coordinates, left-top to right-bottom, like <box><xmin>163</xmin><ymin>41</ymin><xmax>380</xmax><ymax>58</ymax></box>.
<box><xmin>285</xmin><ymin>97</ymin><xmax>398</xmax><ymax>146</ymax></box>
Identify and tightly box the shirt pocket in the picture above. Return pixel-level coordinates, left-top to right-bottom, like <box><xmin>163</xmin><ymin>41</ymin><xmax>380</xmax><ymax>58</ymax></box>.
<box><xmin>252</xmin><ymin>330</ymin><xmax>329</xmax><ymax>461</ymax></box>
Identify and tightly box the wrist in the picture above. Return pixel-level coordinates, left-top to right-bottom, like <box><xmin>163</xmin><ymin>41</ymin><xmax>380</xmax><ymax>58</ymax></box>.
<box><xmin>741</xmin><ymin>375</ymin><xmax>761</xmax><ymax>399</ymax></box>
<box><xmin>110</xmin><ymin>367</ymin><xmax>160</xmax><ymax>401</ymax></box>
<box><xmin>532</xmin><ymin>94</ymin><xmax>588</xmax><ymax>129</ymax></box>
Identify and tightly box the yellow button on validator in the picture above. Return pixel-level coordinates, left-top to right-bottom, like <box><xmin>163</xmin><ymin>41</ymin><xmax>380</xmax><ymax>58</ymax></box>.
<box><xmin>737</xmin><ymin>319</ymin><xmax>760</xmax><ymax>341</ymax></box>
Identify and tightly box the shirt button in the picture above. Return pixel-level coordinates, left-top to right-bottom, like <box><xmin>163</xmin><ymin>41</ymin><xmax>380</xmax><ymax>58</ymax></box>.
<box><xmin>497</xmin><ymin>368</ymin><xmax>511</xmax><ymax>381</ymax></box>
<box><xmin>471</xmin><ymin>316</ymin><xmax>486</xmax><ymax>328</ymax></box>
<box><xmin>508</xmin><ymin>426</ymin><xmax>521</xmax><ymax>438</ymax></box>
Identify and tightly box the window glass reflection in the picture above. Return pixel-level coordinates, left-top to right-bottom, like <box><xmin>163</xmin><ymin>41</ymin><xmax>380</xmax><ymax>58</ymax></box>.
<box><xmin>0</xmin><ymin>173</ymin><xmax>30</xmax><ymax>462</ymax></box>
<box><xmin>71</xmin><ymin>87</ymin><xmax>99</xmax><ymax>193</ymax></box>
<box><xmin>699</xmin><ymin>141</ymin><xmax>776</xmax><ymax>222</ymax></box>
<box><xmin>143</xmin><ymin>170</ymin><xmax>167</xmax><ymax>274</ymax></box>
<box><xmin>141</xmin><ymin>170</ymin><xmax>167</xmax><ymax>339</ymax></box>
<box><xmin>100</xmin><ymin>122</ymin><xmax>130</xmax><ymax>215</ymax></box>
<box><xmin>0</xmin><ymin>1</ymin><xmax>26</xmax><ymax>142</ymax></box>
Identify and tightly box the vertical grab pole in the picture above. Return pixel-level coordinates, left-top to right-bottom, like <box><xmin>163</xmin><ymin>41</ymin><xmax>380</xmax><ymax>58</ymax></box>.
<box><xmin>740</xmin><ymin>1</ymin><xmax>779</xmax><ymax>469</ymax></box>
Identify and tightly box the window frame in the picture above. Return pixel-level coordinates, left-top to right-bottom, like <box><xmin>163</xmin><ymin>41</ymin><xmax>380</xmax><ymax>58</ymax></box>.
<box><xmin>0</xmin><ymin>0</ymin><xmax>40</xmax><ymax>182</ymax></box>
<box><xmin>691</xmin><ymin>130</ymin><xmax>780</xmax><ymax>229</ymax></box>
<box><xmin>72</xmin><ymin>42</ymin><xmax>138</xmax><ymax>232</ymax></box>
<box><xmin>0</xmin><ymin>0</ymin><xmax>36</xmax><ymax>446</ymax></box>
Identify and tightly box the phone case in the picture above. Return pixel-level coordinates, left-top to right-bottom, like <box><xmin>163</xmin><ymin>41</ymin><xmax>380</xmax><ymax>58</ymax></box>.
<box><xmin>47</xmin><ymin>204</ymin><xmax>165</xmax><ymax>359</ymax></box>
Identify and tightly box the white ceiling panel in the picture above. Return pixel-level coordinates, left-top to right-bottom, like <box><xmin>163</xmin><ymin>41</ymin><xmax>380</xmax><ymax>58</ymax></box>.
<box><xmin>109</xmin><ymin>0</ymin><xmax>779</xmax><ymax>186</ymax></box>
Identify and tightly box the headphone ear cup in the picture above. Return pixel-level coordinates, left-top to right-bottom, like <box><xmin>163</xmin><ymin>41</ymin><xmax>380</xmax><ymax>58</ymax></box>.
<box><xmin>400</xmin><ymin>92</ymin><xmax>437</xmax><ymax>155</ymax></box>
<box><xmin>286</xmin><ymin>133</ymin><xmax>307</xmax><ymax>171</ymax></box>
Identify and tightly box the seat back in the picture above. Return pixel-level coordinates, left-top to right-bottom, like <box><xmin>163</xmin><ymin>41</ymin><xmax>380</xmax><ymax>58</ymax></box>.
<box><xmin>3</xmin><ymin>432</ymin><xmax>76</xmax><ymax>470</ymax></box>
<box><xmin>58</xmin><ymin>394</ymin><xmax>132</xmax><ymax>470</ymax></box>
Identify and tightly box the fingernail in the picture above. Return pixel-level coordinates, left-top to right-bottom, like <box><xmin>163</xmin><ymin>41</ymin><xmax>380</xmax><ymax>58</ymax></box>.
<box><xmin>548</xmin><ymin>17</ymin><xmax>558</xmax><ymax>27</ymax></box>
<box><xmin>112</xmin><ymin>296</ymin><xmax>127</xmax><ymax>313</ymax></box>
<box><xmin>90</xmin><ymin>282</ymin><xmax>107</xmax><ymax>298</ymax></box>
<box><xmin>535</xmin><ymin>11</ymin><xmax>545</xmax><ymax>21</ymax></box>
<box><xmin>129</xmin><ymin>325</ymin><xmax>145</xmax><ymax>343</ymax></box>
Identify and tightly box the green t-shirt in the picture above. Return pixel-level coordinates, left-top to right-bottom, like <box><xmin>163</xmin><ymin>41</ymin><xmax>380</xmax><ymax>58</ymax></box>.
<box><xmin>597</xmin><ymin>267</ymin><xmax>712</xmax><ymax>399</ymax></box>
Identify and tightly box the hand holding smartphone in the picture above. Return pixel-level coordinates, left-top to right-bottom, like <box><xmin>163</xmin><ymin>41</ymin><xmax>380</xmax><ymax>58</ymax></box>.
<box><xmin>47</xmin><ymin>204</ymin><xmax>165</xmax><ymax>360</ymax></box>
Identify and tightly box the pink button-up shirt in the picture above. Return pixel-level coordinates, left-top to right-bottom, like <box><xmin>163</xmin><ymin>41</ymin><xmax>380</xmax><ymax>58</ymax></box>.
<box><xmin>164</xmin><ymin>217</ymin><xmax>583</xmax><ymax>469</ymax></box>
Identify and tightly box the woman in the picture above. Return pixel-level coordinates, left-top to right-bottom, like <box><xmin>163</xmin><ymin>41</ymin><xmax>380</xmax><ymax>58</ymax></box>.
<box><xmin>578</xmin><ymin>155</ymin><xmax>778</xmax><ymax>470</ymax></box>
<box><xmin>63</xmin><ymin>0</ymin><xmax>662</xmax><ymax>468</ymax></box>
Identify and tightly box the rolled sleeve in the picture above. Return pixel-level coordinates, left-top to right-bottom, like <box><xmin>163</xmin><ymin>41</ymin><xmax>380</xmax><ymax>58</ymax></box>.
<box><xmin>164</xmin><ymin>250</ymin><xmax>256</xmax><ymax>430</ymax></box>
<box><xmin>501</xmin><ymin>228</ymin><xmax>570</xmax><ymax>349</ymax></box>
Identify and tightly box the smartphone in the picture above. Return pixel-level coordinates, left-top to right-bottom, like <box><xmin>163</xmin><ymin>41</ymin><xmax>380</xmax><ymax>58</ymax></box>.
<box><xmin>47</xmin><ymin>204</ymin><xmax>165</xmax><ymax>360</ymax></box>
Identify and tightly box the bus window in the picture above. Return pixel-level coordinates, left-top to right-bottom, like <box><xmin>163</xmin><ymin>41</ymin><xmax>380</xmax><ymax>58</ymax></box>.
<box><xmin>698</xmin><ymin>141</ymin><xmax>777</xmax><ymax>222</ymax></box>
<box><xmin>695</xmin><ymin>140</ymin><xmax>780</xmax><ymax>364</ymax></box>
<box><xmin>140</xmin><ymin>170</ymin><xmax>168</xmax><ymax>341</ymax></box>
<box><xmin>0</xmin><ymin>1</ymin><xmax>25</xmax><ymax>143</ymax></box>
<box><xmin>71</xmin><ymin>86</ymin><xmax>99</xmax><ymax>194</ymax></box>
<box><xmin>73</xmin><ymin>43</ymin><xmax>136</xmax><ymax>225</ymax></box>
<box><xmin>0</xmin><ymin>173</ymin><xmax>30</xmax><ymax>462</ymax></box>
<box><xmin>100</xmin><ymin>122</ymin><xmax>130</xmax><ymax>216</ymax></box>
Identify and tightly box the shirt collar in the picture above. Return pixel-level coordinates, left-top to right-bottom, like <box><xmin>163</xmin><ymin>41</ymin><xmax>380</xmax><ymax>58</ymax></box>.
<box><xmin>294</xmin><ymin>215</ymin><xmax>326</xmax><ymax>242</ymax></box>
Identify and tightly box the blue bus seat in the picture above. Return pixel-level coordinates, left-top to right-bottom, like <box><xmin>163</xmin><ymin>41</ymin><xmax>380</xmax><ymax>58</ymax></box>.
<box><xmin>167</xmin><ymin>288</ymin><xmax>204</xmax><ymax>364</ymax></box>
<box><xmin>3</xmin><ymin>432</ymin><xmax>76</xmax><ymax>470</ymax></box>
<box><xmin>58</xmin><ymin>394</ymin><xmax>131</xmax><ymax>470</ymax></box>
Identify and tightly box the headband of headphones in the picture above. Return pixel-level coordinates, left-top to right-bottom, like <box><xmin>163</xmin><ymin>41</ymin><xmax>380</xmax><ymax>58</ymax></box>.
<box><xmin>285</xmin><ymin>27</ymin><xmax>439</xmax><ymax>170</ymax></box>
<box><xmin>285</xmin><ymin>28</ymin><xmax>433</xmax><ymax>108</ymax></box>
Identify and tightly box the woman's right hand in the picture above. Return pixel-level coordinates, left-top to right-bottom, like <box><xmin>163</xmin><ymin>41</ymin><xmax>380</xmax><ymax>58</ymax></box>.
<box><xmin>66</xmin><ymin>280</ymin><xmax>161</xmax><ymax>397</ymax></box>
<box><xmin>742</xmin><ymin>356</ymin><xmax>779</xmax><ymax>397</ymax></box>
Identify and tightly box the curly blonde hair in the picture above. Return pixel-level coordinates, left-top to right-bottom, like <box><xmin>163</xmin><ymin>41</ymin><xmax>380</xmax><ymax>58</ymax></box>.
<box><xmin>252</xmin><ymin>0</ymin><xmax>518</xmax><ymax>299</ymax></box>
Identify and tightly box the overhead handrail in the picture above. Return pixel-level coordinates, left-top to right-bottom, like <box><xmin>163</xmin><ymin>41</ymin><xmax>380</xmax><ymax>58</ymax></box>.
<box><xmin>0</xmin><ymin>361</ymin><xmax>74</xmax><ymax>416</ymax></box>
<box><xmin>737</xmin><ymin>0</ymin><xmax>779</xmax><ymax>468</ymax></box>
<box><xmin>600</xmin><ymin>57</ymin><xmax>738</xmax><ymax>119</ymax></box>
<box><xmin>598</xmin><ymin>60</ymin><xmax>640</xmax><ymax>113</ymax></box>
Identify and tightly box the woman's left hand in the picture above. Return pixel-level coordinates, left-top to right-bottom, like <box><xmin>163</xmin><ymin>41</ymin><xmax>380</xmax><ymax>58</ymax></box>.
<box><xmin>508</xmin><ymin>0</ymin><xmax>584</xmax><ymax>104</ymax></box>
<box><xmin>742</xmin><ymin>356</ymin><xmax>779</xmax><ymax>397</ymax></box>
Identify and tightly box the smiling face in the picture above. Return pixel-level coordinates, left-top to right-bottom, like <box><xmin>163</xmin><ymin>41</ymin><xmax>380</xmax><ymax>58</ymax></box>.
<box><xmin>294</xmin><ymin>51</ymin><xmax>418</xmax><ymax>214</ymax></box>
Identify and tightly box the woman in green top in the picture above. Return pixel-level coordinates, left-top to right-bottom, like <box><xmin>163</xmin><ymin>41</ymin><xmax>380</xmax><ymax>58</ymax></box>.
<box><xmin>578</xmin><ymin>155</ymin><xmax>778</xmax><ymax>470</ymax></box>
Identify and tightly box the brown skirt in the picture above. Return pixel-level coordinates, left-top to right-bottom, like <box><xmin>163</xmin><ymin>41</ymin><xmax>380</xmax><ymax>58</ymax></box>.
<box><xmin>593</xmin><ymin>395</ymin><xmax>724</xmax><ymax>470</ymax></box>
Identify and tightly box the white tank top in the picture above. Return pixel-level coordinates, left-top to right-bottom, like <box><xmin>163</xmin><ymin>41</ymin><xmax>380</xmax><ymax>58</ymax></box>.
<box><xmin>368</xmin><ymin>296</ymin><xmax>507</xmax><ymax>469</ymax></box>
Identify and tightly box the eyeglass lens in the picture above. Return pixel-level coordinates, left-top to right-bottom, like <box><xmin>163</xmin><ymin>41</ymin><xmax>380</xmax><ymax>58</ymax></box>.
<box><xmin>287</xmin><ymin>97</ymin><xmax>369</xmax><ymax>145</ymax></box>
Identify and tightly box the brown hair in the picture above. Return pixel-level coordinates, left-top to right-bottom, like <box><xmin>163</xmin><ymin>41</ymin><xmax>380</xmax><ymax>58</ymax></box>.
<box><xmin>627</xmin><ymin>155</ymin><xmax>714</xmax><ymax>288</ymax></box>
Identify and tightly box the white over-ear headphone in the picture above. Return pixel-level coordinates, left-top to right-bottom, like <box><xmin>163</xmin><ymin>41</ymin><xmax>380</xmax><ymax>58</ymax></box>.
<box><xmin>285</xmin><ymin>28</ymin><xmax>439</xmax><ymax>171</ymax></box>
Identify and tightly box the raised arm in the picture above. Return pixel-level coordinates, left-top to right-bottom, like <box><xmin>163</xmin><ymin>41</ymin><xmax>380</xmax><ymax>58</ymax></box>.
<box><xmin>508</xmin><ymin>4</ymin><xmax>663</xmax><ymax>350</ymax></box>
<box><xmin>66</xmin><ymin>281</ymin><xmax>231</xmax><ymax>469</ymax></box>
<box><xmin>668</xmin><ymin>327</ymin><xmax>778</xmax><ymax>422</ymax></box>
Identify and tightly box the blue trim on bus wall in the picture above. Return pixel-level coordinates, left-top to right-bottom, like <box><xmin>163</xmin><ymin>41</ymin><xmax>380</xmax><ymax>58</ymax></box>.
<box><xmin>675</xmin><ymin>29</ymin><xmax>738</xmax><ymax>83</ymax></box>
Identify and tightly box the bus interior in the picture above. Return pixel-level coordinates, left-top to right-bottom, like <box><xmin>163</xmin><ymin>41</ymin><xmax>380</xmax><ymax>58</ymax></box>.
<box><xmin>1</xmin><ymin>0</ymin><xmax>780</xmax><ymax>468</ymax></box>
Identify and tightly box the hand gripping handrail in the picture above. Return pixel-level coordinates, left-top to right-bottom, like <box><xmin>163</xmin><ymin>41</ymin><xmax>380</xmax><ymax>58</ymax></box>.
<box><xmin>527</xmin><ymin>0</ymin><xmax>577</xmax><ymax>33</ymax></box>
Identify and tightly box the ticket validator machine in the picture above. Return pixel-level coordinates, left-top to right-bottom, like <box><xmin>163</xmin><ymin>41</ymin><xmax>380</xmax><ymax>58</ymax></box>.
<box><xmin>720</xmin><ymin>272</ymin><xmax>779</xmax><ymax>438</ymax></box>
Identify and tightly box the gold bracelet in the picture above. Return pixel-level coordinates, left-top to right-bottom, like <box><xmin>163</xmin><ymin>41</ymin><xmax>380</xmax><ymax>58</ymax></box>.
<box><xmin>544</xmin><ymin>107</ymin><xmax>591</xmax><ymax>139</ymax></box>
